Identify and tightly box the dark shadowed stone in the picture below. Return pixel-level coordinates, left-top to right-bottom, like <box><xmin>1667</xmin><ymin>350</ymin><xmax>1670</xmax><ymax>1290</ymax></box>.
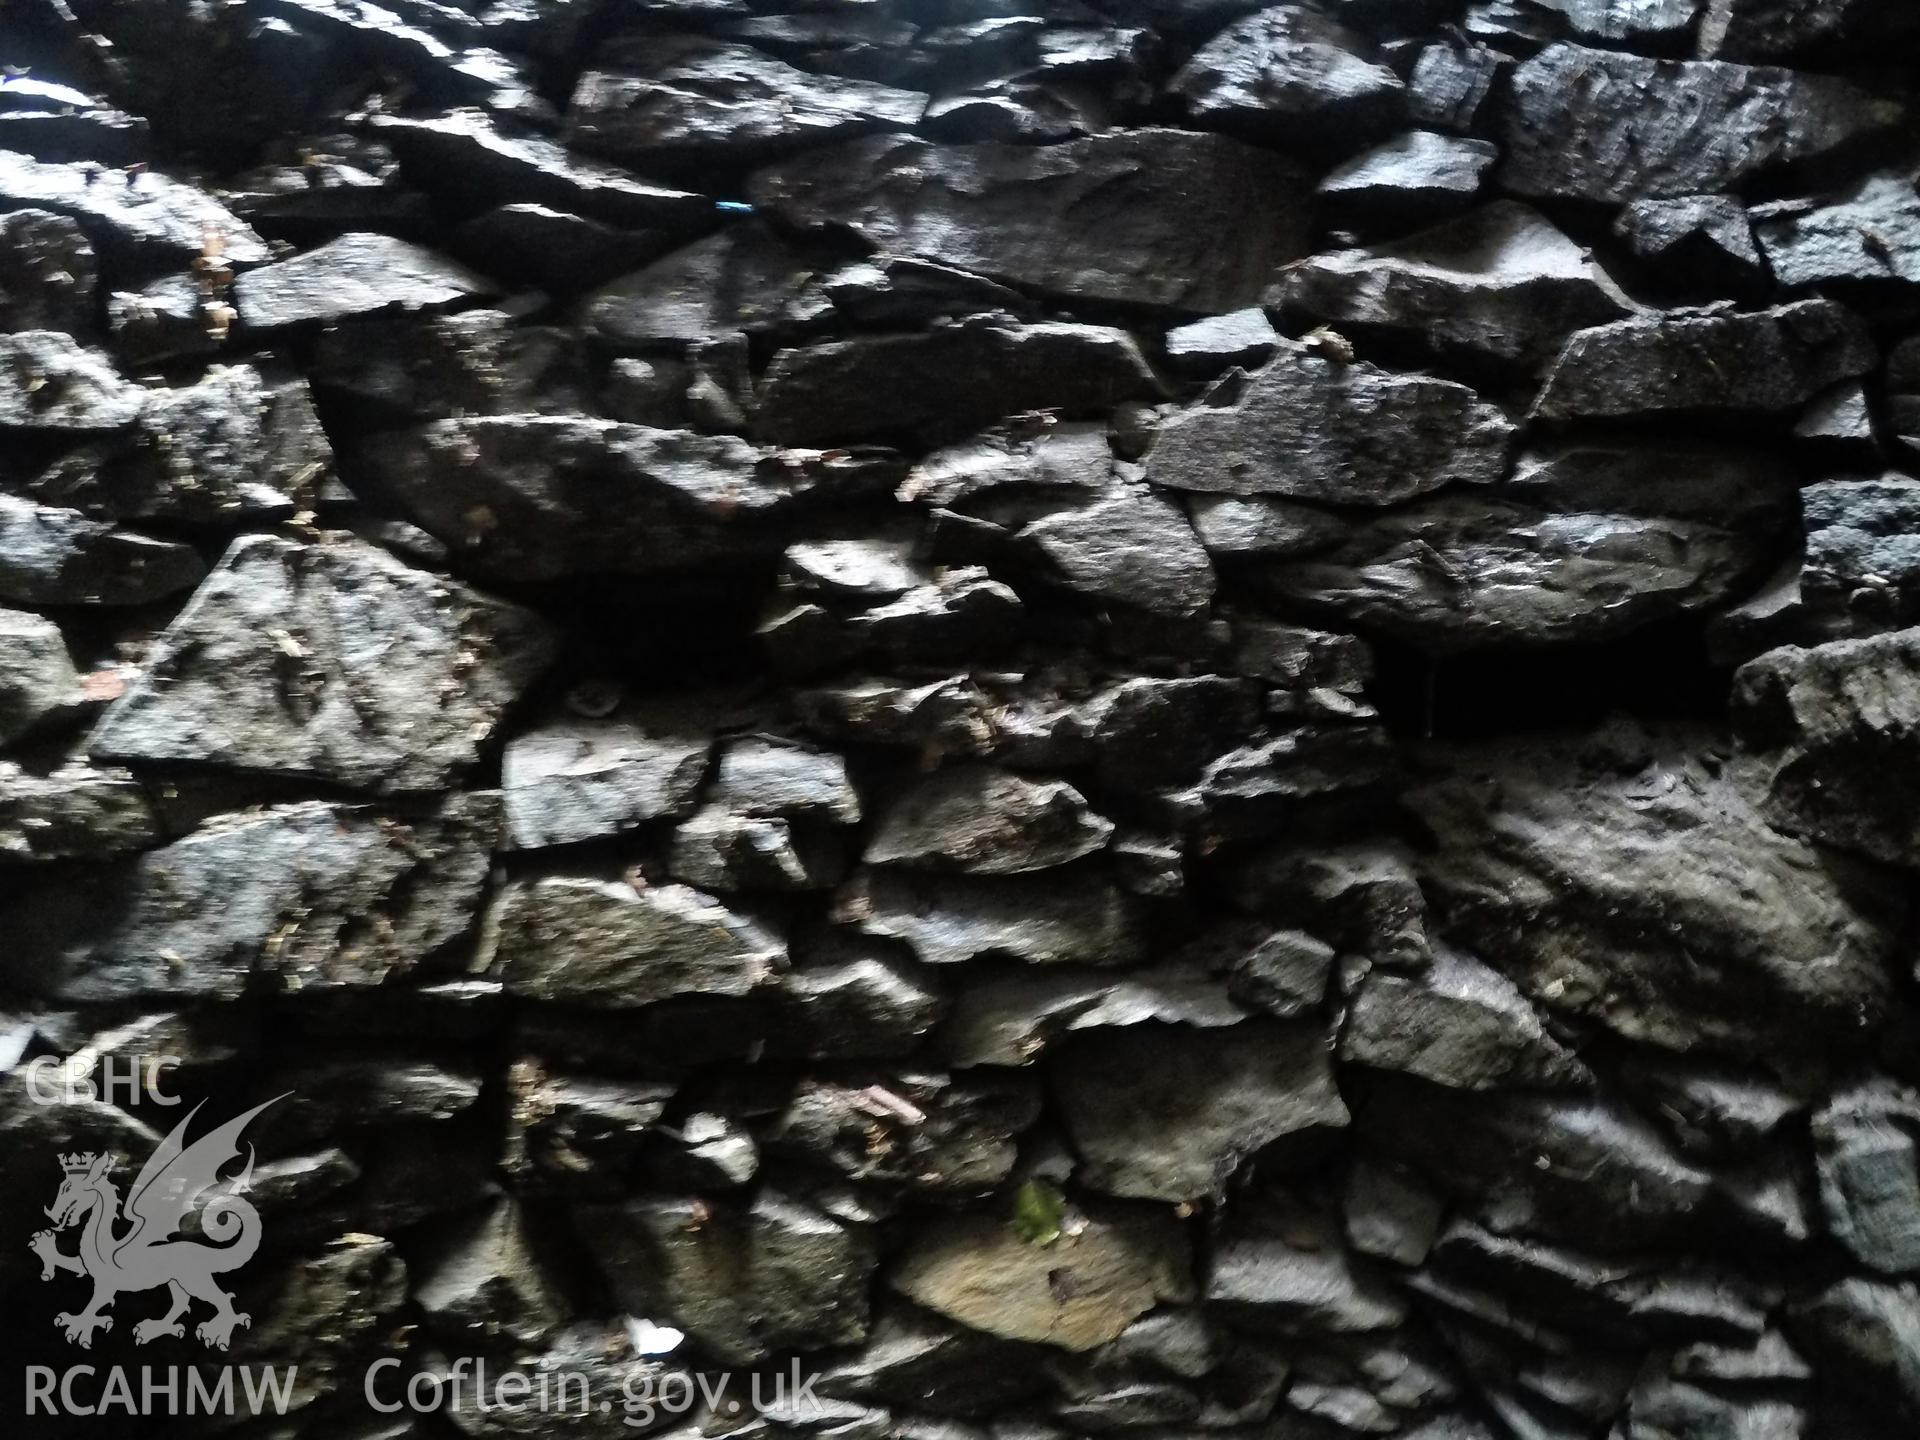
<box><xmin>0</xmin><ymin>607</ymin><xmax>77</xmax><ymax>746</ymax></box>
<box><xmin>1755</xmin><ymin>175</ymin><xmax>1920</xmax><ymax>294</ymax></box>
<box><xmin>751</xmin><ymin>129</ymin><xmax>1314</xmax><ymax>313</ymax></box>
<box><xmin>759</xmin><ymin>319</ymin><xmax>1161</xmax><ymax>448</ymax></box>
<box><xmin>0</xmin><ymin>148</ymin><xmax>271</xmax><ymax>267</ymax></box>
<box><xmin>891</xmin><ymin>1200</ymin><xmax>1193</xmax><ymax>1351</ymax></box>
<box><xmin>1533</xmin><ymin>300</ymin><xmax>1875</xmax><ymax>420</ymax></box>
<box><xmin>1699</xmin><ymin>0</ymin><xmax>1920</xmax><ymax>61</ymax></box>
<box><xmin>578</xmin><ymin>1188</ymin><xmax>876</xmax><ymax>1364</ymax></box>
<box><xmin>357</xmin><ymin>415</ymin><xmax>903</xmax><ymax>579</ymax></box>
<box><xmin>0</xmin><ymin>210</ymin><xmax>95</xmax><ymax>332</ymax></box>
<box><xmin>1021</xmin><ymin>483</ymin><xmax>1219</xmax><ymax>619</ymax></box>
<box><xmin>1795</xmin><ymin>382</ymin><xmax>1878</xmax><ymax>461</ymax></box>
<box><xmin>942</xmin><ymin>960</ymin><xmax>1246</xmax><ymax>1067</ymax></box>
<box><xmin>1813</xmin><ymin>1079</ymin><xmax>1920</xmax><ymax>1275</ymax></box>
<box><xmin>501</xmin><ymin>721</ymin><xmax>708</xmax><ymax>850</ymax></box>
<box><xmin>1210</xmin><ymin>1218</ymin><xmax>1409</xmax><ymax>1335</ymax></box>
<box><xmin>0</xmin><ymin>762</ymin><xmax>155</xmax><ymax>863</ymax></box>
<box><xmin>1170</xmin><ymin>6</ymin><xmax>1406</xmax><ymax>155</ymax></box>
<box><xmin>670</xmin><ymin>806</ymin><xmax>844</xmax><ymax>892</ymax></box>
<box><xmin>1405</xmin><ymin>727</ymin><xmax>1905</xmax><ymax>1066</ymax></box>
<box><xmin>1143</xmin><ymin>346</ymin><xmax>1513</xmax><ymax>505</ymax></box>
<box><xmin>843</xmin><ymin>866</ymin><xmax>1148</xmax><ymax>968</ymax></box>
<box><xmin>1790</xmin><ymin>1279</ymin><xmax>1920</xmax><ymax>1431</ymax></box>
<box><xmin>0</xmin><ymin>495</ymin><xmax>205</xmax><ymax>606</ymax></box>
<box><xmin>370</xmin><ymin>110</ymin><xmax>710</xmax><ymax>228</ymax></box>
<box><xmin>1406</xmin><ymin>42</ymin><xmax>1506</xmax><ymax>133</ymax></box>
<box><xmin>775</xmin><ymin>945</ymin><xmax>945</xmax><ymax>1060</ymax></box>
<box><xmin>1164</xmin><ymin>309</ymin><xmax>1280</xmax><ymax>374</ymax></box>
<box><xmin>1733</xmin><ymin>628</ymin><xmax>1920</xmax><ymax>866</ymax></box>
<box><xmin>234</xmin><ymin>232</ymin><xmax>499</xmax><ymax>330</ymax></box>
<box><xmin>1282</xmin><ymin>202</ymin><xmax>1635</xmax><ymax>375</ymax></box>
<box><xmin>0</xmin><ymin>330</ymin><xmax>144</xmax><ymax>430</ymax></box>
<box><xmin>567</xmin><ymin>38</ymin><xmax>926</xmax><ymax>167</ymax></box>
<box><xmin>868</xmin><ymin>765</ymin><xmax>1111</xmax><ymax>875</ymax></box>
<box><xmin>815</xmin><ymin>1302</ymin><xmax>1049</xmax><ymax>1418</ymax></box>
<box><xmin>1345</xmin><ymin>1160</ymin><xmax>1446</xmax><ymax>1267</ymax></box>
<box><xmin>453</xmin><ymin>203</ymin><xmax>684</xmax><ymax>293</ymax></box>
<box><xmin>0</xmin><ymin>795</ymin><xmax>497</xmax><ymax>1001</ymax></box>
<box><xmin>414</xmin><ymin>1195</ymin><xmax>565</xmax><ymax>1345</ymax></box>
<box><xmin>501</xmin><ymin>1058</ymin><xmax>674</xmax><ymax>1189</ymax></box>
<box><xmin>1616</xmin><ymin>194</ymin><xmax>1770</xmax><ymax>294</ymax></box>
<box><xmin>1053</xmin><ymin>1021</ymin><xmax>1348</xmax><ymax>1201</ymax></box>
<box><xmin>767</xmin><ymin>1070</ymin><xmax>1040</xmax><ymax>1193</ymax></box>
<box><xmin>1318</xmin><ymin>131</ymin><xmax>1499</xmax><ymax>227</ymax></box>
<box><xmin>579</xmin><ymin>224</ymin><xmax>823</xmax><ymax>348</ymax></box>
<box><xmin>90</xmin><ymin>533</ymin><xmax>554</xmax><ymax>791</ymax></box>
<box><xmin>1499</xmin><ymin>43</ymin><xmax>1902</xmax><ymax>203</ymax></box>
<box><xmin>312</xmin><ymin>310</ymin><xmax>588</xmax><ymax>420</ymax></box>
<box><xmin>487</xmin><ymin>876</ymin><xmax>784</xmax><ymax>1006</ymax></box>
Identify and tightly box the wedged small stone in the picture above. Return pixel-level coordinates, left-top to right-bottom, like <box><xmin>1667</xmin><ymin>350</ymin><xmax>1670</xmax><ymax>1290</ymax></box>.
<box><xmin>0</xmin><ymin>762</ymin><xmax>155</xmax><ymax>862</ymax></box>
<box><xmin>1174</xmin><ymin>725</ymin><xmax>1398</xmax><ymax>842</ymax></box>
<box><xmin>487</xmin><ymin>876</ymin><xmax>784</xmax><ymax>1006</ymax></box>
<box><xmin>1143</xmin><ymin>345</ymin><xmax>1513</xmax><ymax>505</ymax></box>
<box><xmin>1755</xmin><ymin>174</ymin><xmax>1920</xmax><ymax>294</ymax></box>
<box><xmin>364</xmin><ymin>415</ymin><xmax>902</xmax><ymax>580</ymax></box>
<box><xmin>1342</xmin><ymin>944</ymin><xmax>1591</xmax><ymax>1091</ymax></box>
<box><xmin>0</xmin><ymin>210</ymin><xmax>95</xmax><ymax>333</ymax></box>
<box><xmin>843</xmin><ymin>866</ymin><xmax>1148</xmax><ymax>968</ymax></box>
<box><xmin>867</xmin><ymin>765</ymin><xmax>1112</xmax><ymax>875</ymax></box>
<box><xmin>670</xmin><ymin>807</ymin><xmax>844</xmax><ymax>891</ymax></box>
<box><xmin>104</xmin><ymin>273</ymin><xmax>223</xmax><ymax>366</ymax></box>
<box><xmin>0</xmin><ymin>329</ymin><xmax>144</xmax><ymax>430</ymax></box>
<box><xmin>1615</xmin><ymin>1053</ymin><xmax>1802</xmax><ymax>1158</ymax></box>
<box><xmin>0</xmin><ymin>148</ymin><xmax>271</xmax><ymax>267</ymax></box>
<box><xmin>414</xmin><ymin>1195</ymin><xmax>566</xmax><ymax>1345</ymax></box>
<box><xmin>1405</xmin><ymin>726</ymin><xmax>1905</xmax><ymax>1066</ymax></box>
<box><xmin>709</xmin><ymin>737</ymin><xmax>860</xmax><ymax>824</ymax></box>
<box><xmin>759</xmin><ymin>318</ymin><xmax>1160</xmax><ymax>448</ymax></box>
<box><xmin>1318</xmin><ymin>131</ymin><xmax>1498</xmax><ymax>227</ymax></box>
<box><xmin>775</xmin><ymin>946</ymin><xmax>946</xmax><ymax>1059</ymax></box>
<box><xmin>1536</xmin><ymin>299</ymin><xmax>1874</xmax><ymax>421</ymax></box>
<box><xmin>1469</xmin><ymin>0</ymin><xmax>1700</xmax><ymax>47</ymax></box>
<box><xmin>1020</xmin><ymin>484</ymin><xmax>1218</xmax><ymax>619</ymax></box>
<box><xmin>1230</xmin><ymin>839</ymin><xmax>1429</xmax><ymax>968</ymax></box>
<box><xmin>815</xmin><ymin>1302</ymin><xmax>1049</xmax><ymax>1418</ymax></box>
<box><xmin>1797</xmin><ymin>476</ymin><xmax>1920</xmax><ymax>633</ymax></box>
<box><xmin>1163</xmin><ymin>309</ymin><xmax>1280</xmax><ymax>374</ymax></box>
<box><xmin>502</xmin><ymin>1058</ymin><xmax>675</xmax><ymax>1189</ymax></box>
<box><xmin>371</xmin><ymin>109</ymin><xmax>709</xmax><ymax>228</ymax></box>
<box><xmin>1733</xmin><ymin>628</ymin><xmax>1920</xmax><ymax>866</ymax></box>
<box><xmin>1671</xmin><ymin>1330</ymin><xmax>1811</xmax><ymax>1385</ymax></box>
<box><xmin>0</xmin><ymin>795</ymin><xmax>496</xmax><ymax>1001</ymax></box>
<box><xmin>1500</xmin><ymin>43</ymin><xmax>1902</xmax><ymax>203</ymax></box>
<box><xmin>1699</xmin><ymin>0</ymin><xmax>1920</xmax><ymax>62</ymax></box>
<box><xmin>263</xmin><ymin>1056</ymin><xmax>484</xmax><ymax>1144</ymax></box>
<box><xmin>0</xmin><ymin>494</ymin><xmax>205</xmax><ymax>607</ymax></box>
<box><xmin>751</xmin><ymin>128</ymin><xmax>1314</xmax><ymax>313</ymax></box>
<box><xmin>1226</xmin><ymin>928</ymin><xmax>1334</xmax><ymax>1019</ymax></box>
<box><xmin>453</xmin><ymin>203</ymin><xmax>683</xmax><ymax>293</ymax></box>
<box><xmin>0</xmin><ymin>607</ymin><xmax>77</xmax><ymax>747</ymax></box>
<box><xmin>767</xmin><ymin>1071</ymin><xmax>1041</xmax><ymax>1193</ymax></box>
<box><xmin>1812</xmin><ymin>1078</ymin><xmax>1920</xmax><ymax>1275</ymax></box>
<box><xmin>578</xmin><ymin>1188</ymin><xmax>877</xmax><ymax>1363</ymax></box>
<box><xmin>1228</xmin><ymin>617</ymin><xmax>1373</xmax><ymax>692</ymax></box>
<box><xmin>891</xmin><ymin>1200</ymin><xmax>1193</xmax><ymax>1352</ymax></box>
<box><xmin>943</xmin><ymin>960</ymin><xmax>1246</xmax><ymax>1068</ymax></box>
<box><xmin>501</xmin><ymin>721</ymin><xmax>707</xmax><ymax>850</ymax></box>
<box><xmin>90</xmin><ymin>533</ymin><xmax>554</xmax><ymax>791</ymax></box>
<box><xmin>1616</xmin><ymin>195</ymin><xmax>1769</xmax><ymax>293</ymax></box>
<box><xmin>233</xmin><ymin>231</ymin><xmax>499</xmax><ymax>331</ymax></box>
<box><xmin>567</xmin><ymin>38</ymin><xmax>926</xmax><ymax>167</ymax></box>
<box><xmin>1795</xmin><ymin>382</ymin><xmax>1878</xmax><ymax>460</ymax></box>
<box><xmin>902</xmin><ymin>421</ymin><xmax>1114</xmax><ymax>509</ymax></box>
<box><xmin>578</xmin><ymin>223</ymin><xmax>824</xmax><ymax>349</ymax></box>
<box><xmin>1406</xmin><ymin>41</ymin><xmax>1505</xmax><ymax>133</ymax></box>
<box><xmin>648</xmin><ymin>1111</ymin><xmax>760</xmax><ymax>1191</ymax></box>
<box><xmin>814</xmin><ymin>254</ymin><xmax>1030</xmax><ymax>327</ymax></box>
<box><xmin>1281</xmin><ymin>202</ymin><xmax>1635</xmax><ymax>375</ymax></box>
<box><xmin>1170</xmin><ymin>6</ymin><xmax>1406</xmax><ymax>155</ymax></box>
<box><xmin>1053</xmin><ymin>1021</ymin><xmax>1349</xmax><ymax>1202</ymax></box>
<box><xmin>1209</xmin><ymin>1223</ymin><xmax>1409</xmax><ymax>1335</ymax></box>
<box><xmin>1345</xmin><ymin>1160</ymin><xmax>1447</xmax><ymax>1268</ymax></box>
<box><xmin>312</xmin><ymin>309</ymin><xmax>588</xmax><ymax>420</ymax></box>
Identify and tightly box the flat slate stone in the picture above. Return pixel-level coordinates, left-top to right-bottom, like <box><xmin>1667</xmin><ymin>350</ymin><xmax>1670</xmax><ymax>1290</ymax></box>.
<box><xmin>0</xmin><ymin>607</ymin><xmax>78</xmax><ymax>747</ymax></box>
<box><xmin>233</xmin><ymin>232</ymin><xmax>500</xmax><ymax>330</ymax></box>
<box><xmin>0</xmin><ymin>209</ymin><xmax>96</xmax><ymax>332</ymax></box>
<box><xmin>0</xmin><ymin>148</ymin><xmax>270</xmax><ymax>267</ymax></box>
<box><xmin>1754</xmin><ymin>175</ymin><xmax>1920</xmax><ymax>293</ymax></box>
<box><xmin>866</xmin><ymin>765</ymin><xmax>1112</xmax><ymax>875</ymax></box>
<box><xmin>1318</xmin><ymin>131</ymin><xmax>1499</xmax><ymax>227</ymax></box>
<box><xmin>751</xmin><ymin>128</ymin><xmax>1315</xmax><ymax>313</ymax></box>
<box><xmin>1143</xmin><ymin>346</ymin><xmax>1514</xmax><ymax>506</ymax></box>
<box><xmin>501</xmin><ymin>720</ymin><xmax>709</xmax><ymax>850</ymax></box>
<box><xmin>845</xmin><ymin>866</ymin><xmax>1148</xmax><ymax>967</ymax></box>
<box><xmin>1499</xmin><ymin>43</ymin><xmax>1901</xmax><ymax>203</ymax></box>
<box><xmin>0</xmin><ymin>330</ymin><xmax>145</xmax><ymax>430</ymax></box>
<box><xmin>90</xmin><ymin>532</ymin><xmax>556</xmax><ymax>792</ymax></box>
<box><xmin>0</xmin><ymin>494</ymin><xmax>206</xmax><ymax>607</ymax></box>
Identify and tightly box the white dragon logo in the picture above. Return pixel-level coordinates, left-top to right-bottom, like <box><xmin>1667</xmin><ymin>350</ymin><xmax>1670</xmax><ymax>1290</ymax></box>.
<box><xmin>29</xmin><ymin>1096</ymin><xmax>283</xmax><ymax>1351</ymax></box>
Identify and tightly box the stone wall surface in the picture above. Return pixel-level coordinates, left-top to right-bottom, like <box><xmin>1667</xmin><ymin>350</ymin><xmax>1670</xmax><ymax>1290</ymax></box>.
<box><xmin>2</xmin><ymin>0</ymin><xmax>1920</xmax><ymax>1436</ymax></box>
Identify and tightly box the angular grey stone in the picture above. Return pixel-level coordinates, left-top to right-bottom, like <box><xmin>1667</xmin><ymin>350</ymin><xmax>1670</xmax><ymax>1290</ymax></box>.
<box><xmin>1406</xmin><ymin>727</ymin><xmax>1904</xmax><ymax>1065</ymax></box>
<box><xmin>0</xmin><ymin>148</ymin><xmax>270</xmax><ymax>266</ymax></box>
<box><xmin>370</xmin><ymin>109</ymin><xmax>709</xmax><ymax>228</ymax></box>
<box><xmin>1733</xmin><ymin>628</ymin><xmax>1920</xmax><ymax>866</ymax></box>
<box><xmin>669</xmin><ymin>807</ymin><xmax>844</xmax><ymax>892</ymax></box>
<box><xmin>1755</xmin><ymin>175</ymin><xmax>1920</xmax><ymax>293</ymax></box>
<box><xmin>568</xmin><ymin>38</ymin><xmax>926</xmax><ymax>167</ymax></box>
<box><xmin>1228</xmin><ymin>618</ymin><xmax>1372</xmax><ymax>692</ymax></box>
<box><xmin>710</xmin><ymin>738</ymin><xmax>860</xmax><ymax>823</ymax></box>
<box><xmin>1209</xmin><ymin>1223</ymin><xmax>1409</xmax><ymax>1335</ymax></box>
<box><xmin>751</xmin><ymin>129</ymin><xmax>1315</xmax><ymax>313</ymax></box>
<box><xmin>0</xmin><ymin>330</ymin><xmax>144</xmax><ymax>430</ymax></box>
<box><xmin>1345</xmin><ymin>1160</ymin><xmax>1446</xmax><ymax>1268</ymax></box>
<box><xmin>501</xmin><ymin>721</ymin><xmax>708</xmax><ymax>850</ymax></box>
<box><xmin>759</xmin><ymin>318</ymin><xmax>1160</xmax><ymax>448</ymax></box>
<box><xmin>1318</xmin><ymin>131</ymin><xmax>1499</xmax><ymax>227</ymax></box>
<box><xmin>1813</xmin><ymin>1079</ymin><xmax>1920</xmax><ymax>1275</ymax></box>
<box><xmin>1699</xmin><ymin>0</ymin><xmax>1920</xmax><ymax>61</ymax></box>
<box><xmin>0</xmin><ymin>209</ymin><xmax>95</xmax><ymax>333</ymax></box>
<box><xmin>311</xmin><ymin>309</ymin><xmax>588</xmax><ymax>421</ymax></box>
<box><xmin>815</xmin><ymin>1302</ymin><xmax>1048</xmax><ymax>1418</ymax></box>
<box><xmin>767</xmin><ymin>1071</ymin><xmax>1040</xmax><ymax>1193</ymax></box>
<box><xmin>502</xmin><ymin>1058</ymin><xmax>675</xmax><ymax>1188</ymax></box>
<box><xmin>0</xmin><ymin>494</ymin><xmax>205</xmax><ymax>607</ymax></box>
<box><xmin>0</xmin><ymin>762</ymin><xmax>155</xmax><ymax>863</ymax></box>
<box><xmin>1163</xmin><ymin>309</ymin><xmax>1280</xmax><ymax>374</ymax></box>
<box><xmin>1281</xmin><ymin>202</ymin><xmax>1635</xmax><ymax>375</ymax></box>
<box><xmin>843</xmin><ymin>867</ymin><xmax>1147</xmax><ymax>968</ymax></box>
<box><xmin>1170</xmin><ymin>6</ymin><xmax>1406</xmax><ymax>154</ymax></box>
<box><xmin>1617</xmin><ymin>195</ymin><xmax>1769</xmax><ymax>293</ymax></box>
<box><xmin>489</xmin><ymin>876</ymin><xmax>783</xmax><ymax>1006</ymax></box>
<box><xmin>868</xmin><ymin>766</ymin><xmax>1111</xmax><ymax>875</ymax></box>
<box><xmin>1499</xmin><ymin>43</ymin><xmax>1902</xmax><ymax>203</ymax></box>
<box><xmin>1471</xmin><ymin>0</ymin><xmax>1699</xmax><ymax>46</ymax></box>
<box><xmin>785</xmin><ymin>537</ymin><xmax>926</xmax><ymax>601</ymax></box>
<box><xmin>1342</xmin><ymin>944</ymin><xmax>1591</xmax><ymax>1091</ymax></box>
<box><xmin>815</xmin><ymin>254</ymin><xmax>1030</xmax><ymax>327</ymax></box>
<box><xmin>1406</xmin><ymin>41</ymin><xmax>1505</xmax><ymax>133</ymax></box>
<box><xmin>1144</xmin><ymin>346</ymin><xmax>1513</xmax><ymax>506</ymax></box>
<box><xmin>578</xmin><ymin>224</ymin><xmax>822</xmax><ymax>349</ymax></box>
<box><xmin>1227</xmin><ymin>928</ymin><xmax>1334</xmax><ymax>1019</ymax></box>
<box><xmin>1795</xmin><ymin>381</ymin><xmax>1878</xmax><ymax>459</ymax></box>
<box><xmin>1053</xmin><ymin>1021</ymin><xmax>1349</xmax><ymax>1202</ymax></box>
<box><xmin>1798</xmin><ymin>476</ymin><xmax>1920</xmax><ymax>633</ymax></box>
<box><xmin>91</xmin><ymin>533</ymin><xmax>555</xmax><ymax>792</ymax></box>
<box><xmin>1</xmin><ymin>795</ymin><xmax>497</xmax><ymax>1001</ymax></box>
<box><xmin>0</xmin><ymin>607</ymin><xmax>77</xmax><ymax>747</ymax></box>
<box><xmin>943</xmin><ymin>959</ymin><xmax>1246</xmax><ymax>1068</ymax></box>
<box><xmin>1022</xmin><ymin>484</ymin><xmax>1218</xmax><ymax>619</ymax></box>
<box><xmin>233</xmin><ymin>232</ymin><xmax>499</xmax><ymax>330</ymax></box>
<box><xmin>579</xmin><ymin>1188</ymin><xmax>877</xmax><ymax>1364</ymax></box>
<box><xmin>414</xmin><ymin>1195</ymin><xmax>565</xmax><ymax>1345</ymax></box>
<box><xmin>1533</xmin><ymin>299</ymin><xmax>1875</xmax><ymax>420</ymax></box>
<box><xmin>776</xmin><ymin>946</ymin><xmax>946</xmax><ymax>1060</ymax></box>
<box><xmin>891</xmin><ymin>1201</ymin><xmax>1193</xmax><ymax>1352</ymax></box>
